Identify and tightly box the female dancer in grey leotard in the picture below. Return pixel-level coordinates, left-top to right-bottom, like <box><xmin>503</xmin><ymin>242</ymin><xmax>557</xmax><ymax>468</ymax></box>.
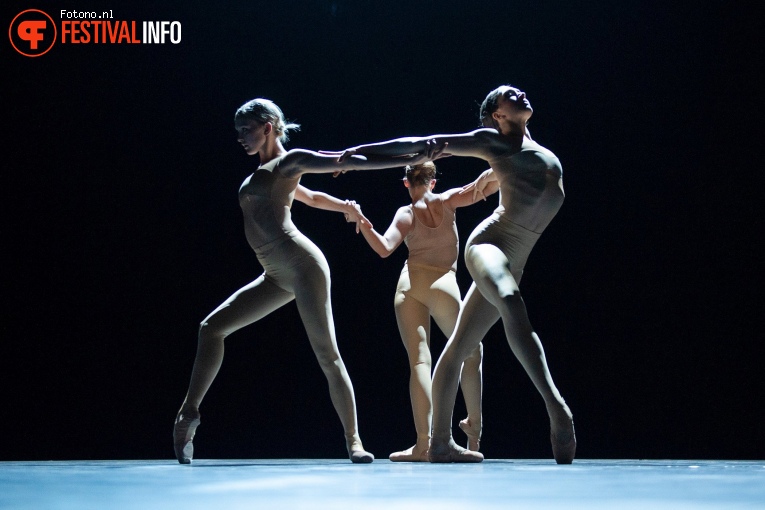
<box><xmin>172</xmin><ymin>98</ymin><xmax>435</xmax><ymax>464</ymax></box>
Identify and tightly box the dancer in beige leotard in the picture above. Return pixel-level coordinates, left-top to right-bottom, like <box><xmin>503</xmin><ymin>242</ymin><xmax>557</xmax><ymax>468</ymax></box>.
<box><xmin>351</xmin><ymin>162</ymin><xmax>498</xmax><ymax>461</ymax></box>
<box><xmin>172</xmin><ymin>98</ymin><xmax>437</xmax><ymax>464</ymax></box>
<box><xmin>335</xmin><ymin>85</ymin><xmax>576</xmax><ymax>464</ymax></box>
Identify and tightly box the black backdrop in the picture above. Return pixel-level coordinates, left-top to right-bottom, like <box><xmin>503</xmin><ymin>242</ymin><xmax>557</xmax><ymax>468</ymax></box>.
<box><xmin>3</xmin><ymin>1</ymin><xmax>761</xmax><ymax>461</ymax></box>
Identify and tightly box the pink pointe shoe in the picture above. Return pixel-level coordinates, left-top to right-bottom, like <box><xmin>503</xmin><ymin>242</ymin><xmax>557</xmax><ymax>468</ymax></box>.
<box><xmin>389</xmin><ymin>445</ymin><xmax>430</xmax><ymax>462</ymax></box>
<box><xmin>173</xmin><ymin>408</ymin><xmax>201</xmax><ymax>464</ymax></box>
<box><xmin>458</xmin><ymin>418</ymin><xmax>481</xmax><ymax>452</ymax></box>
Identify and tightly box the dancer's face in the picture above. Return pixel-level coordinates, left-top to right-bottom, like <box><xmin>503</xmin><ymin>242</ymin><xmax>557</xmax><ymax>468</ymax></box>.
<box><xmin>501</xmin><ymin>86</ymin><xmax>532</xmax><ymax>111</ymax></box>
<box><xmin>492</xmin><ymin>86</ymin><xmax>533</xmax><ymax>130</ymax></box>
<box><xmin>235</xmin><ymin>120</ymin><xmax>269</xmax><ymax>156</ymax></box>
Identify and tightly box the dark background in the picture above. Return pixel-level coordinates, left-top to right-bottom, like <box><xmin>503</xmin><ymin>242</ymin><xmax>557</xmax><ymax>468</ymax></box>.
<box><xmin>2</xmin><ymin>1</ymin><xmax>761</xmax><ymax>461</ymax></box>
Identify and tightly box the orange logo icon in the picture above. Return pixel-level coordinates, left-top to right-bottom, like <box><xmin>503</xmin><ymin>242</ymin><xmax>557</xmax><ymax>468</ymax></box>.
<box><xmin>9</xmin><ymin>9</ymin><xmax>57</xmax><ymax>57</ymax></box>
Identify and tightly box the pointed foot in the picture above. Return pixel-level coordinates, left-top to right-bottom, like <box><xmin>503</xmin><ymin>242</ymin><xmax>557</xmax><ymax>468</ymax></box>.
<box><xmin>458</xmin><ymin>417</ymin><xmax>481</xmax><ymax>452</ymax></box>
<box><xmin>173</xmin><ymin>408</ymin><xmax>200</xmax><ymax>464</ymax></box>
<box><xmin>551</xmin><ymin>421</ymin><xmax>576</xmax><ymax>464</ymax></box>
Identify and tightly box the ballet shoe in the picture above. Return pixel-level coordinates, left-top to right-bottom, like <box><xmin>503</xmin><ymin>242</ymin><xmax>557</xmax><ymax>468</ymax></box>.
<box><xmin>349</xmin><ymin>448</ymin><xmax>374</xmax><ymax>464</ymax></box>
<box><xmin>389</xmin><ymin>445</ymin><xmax>430</xmax><ymax>462</ymax></box>
<box><xmin>346</xmin><ymin>437</ymin><xmax>374</xmax><ymax>464</ymax></box>
<box><xmin>173</xmin><ymin>408</ymin><xmax>201</xmax><ymax>464</ymax></box>
<box><xmin>428</xmin><ymin>439</ymin><xmax>484</xmax><ymax>463</ymax></box>
<box><xmin>458</xmin><ymin>418</ymin><xmax>481</xmax><ymax>452</ymax></box>
<box><xmin>550</xmin><ymin>421</ymin><xmax>576</xmax><ymax>464</ymax></box>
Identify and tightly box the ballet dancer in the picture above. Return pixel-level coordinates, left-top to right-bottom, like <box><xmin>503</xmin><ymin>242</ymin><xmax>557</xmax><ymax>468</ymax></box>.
<box><xmin>349</xmin><ymin>161</ymin><xmax>498</xmax><ymax>461</ymax></box>
<box><xmin>335</xmin><ymin>85</ymin><xmax>576</xmax><ymax>464</ymax></box>
<box><xmin>173</xmin><ymin>98</ymin><xmax>437</xmax><ymax>464</ymax></box>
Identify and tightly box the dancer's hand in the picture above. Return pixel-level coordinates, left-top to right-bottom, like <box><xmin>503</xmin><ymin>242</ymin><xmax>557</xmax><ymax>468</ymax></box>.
<box><xmin>425</xmin><ymin>138</ymin><xmax>451</xmax><ymax>161</ymax></box>
<box><xmin>331</xmin><ymin>149</ymin><xmax>362</xmax><ymax>177</ymax></box>
<box><xmin>318</xmin><ymin>150</ymin><xmax>349</xmax><ymax>178</ymax></box>
<box><xmin>460</xmin><ymin>169</ymin><xmax>496</xmax><ymax>202</ymax></box>
<box><xmin>335</xmin><ymin>148</ymin><xmax>357</xmax><ymax>163</ymax></box>
<box><xmin>402</xmin><ymin>139</ymin><xmax>451</xmax><ymax>166</ymax></box>
<box><xmin>343</xmin><ymin>200</ymin><xmax>372</xmax><ymax>233</ymax></box>
<box><xmin>342</xmin><ymin>200</ymin><xmax>359</xmax><ymax>233</ymax></box>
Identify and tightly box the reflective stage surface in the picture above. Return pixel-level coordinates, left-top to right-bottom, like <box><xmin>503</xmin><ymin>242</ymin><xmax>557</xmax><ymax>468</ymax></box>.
<box><xmin>1</xmin><ymin>459</ymin><xmax>763</xmax><ymax>509</ymax></box>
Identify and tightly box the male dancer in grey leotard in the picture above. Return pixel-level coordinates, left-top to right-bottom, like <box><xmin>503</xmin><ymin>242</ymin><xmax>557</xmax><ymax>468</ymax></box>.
<box><xmin>335</xmin><ymin>85</ymin><xmax>576</xmax><ymax>464</ymax></box>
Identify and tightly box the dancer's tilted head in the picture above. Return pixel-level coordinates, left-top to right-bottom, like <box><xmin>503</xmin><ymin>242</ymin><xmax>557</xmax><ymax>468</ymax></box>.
<box><xmin>479</xmin><ymin>85</ymin><xmax>532</xmax><ymax>133</ymax></box>
<box><xmin>234</xmin><ymin>98</ymin><xmax>300</xmax><ymax>143</ymax></box>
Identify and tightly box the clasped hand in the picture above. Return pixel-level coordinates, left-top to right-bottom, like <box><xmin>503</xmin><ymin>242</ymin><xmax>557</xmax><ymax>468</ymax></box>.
<box><xmin>342</xmin><ymin>200</ymin><xmax>372</xmax><ymax>233</ymax></box>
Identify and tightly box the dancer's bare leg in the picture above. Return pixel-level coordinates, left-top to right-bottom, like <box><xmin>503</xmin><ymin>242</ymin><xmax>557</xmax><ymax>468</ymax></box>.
<box><xmin>293</xmin><ymin>267</ymin><xmax>374</xmax><ymax>463</ymax></box>
<box><xmin>468</xmin><ymin>243</ymin><xmax>575</xmax><ymax>464</ymax></box>
<box><xmin>430</xmin><ymin>282</ymin><xmax>484</xmax><ymax>452</ymax></box>
<box><xmin>175</xmin><ymin>275</ymin><xmax>293</xmax><ymax>463</ymax></box>
<box><xmin>458</xmin><ymin>342</ymin><xmax>483</xmax><ymax>451</ymax></box>
<box><xmin>391</xmin><ymin>290</ymin><xmax>433</xmax><ymax>462</ymax></box>
<box><xmin>430</xmin><ymin>284</ymin><xmax>498</xmax><ymax>462</ymax></box>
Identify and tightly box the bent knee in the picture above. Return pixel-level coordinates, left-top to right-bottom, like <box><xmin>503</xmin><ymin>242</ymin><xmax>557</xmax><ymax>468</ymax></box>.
<box><xmin>311</xmin><ymin>344</ymin><xmax>341</xmax><ymax>368</ymax></box>
<box><xmin>467</xmin><ymin>253</ymin><xmax>519</xmax><ymax>297</ymax></box>
<box><xmin>465</xmin><ymin>342</ymin><xmax>483</xmax><ymax>362</ymax></box>
<box><xmin>316</xmin><ymin>354</ymin><xmax>345</xmax><ymax>376</ymax></box>
<box><xmin>497</xmin><ymin>282</ymin><xmax>523</xmax><ymax>301</ymax></box>
<box><xmin>198</xmin><ymin>320</ymin><xmax>228</xmax><ymax>342</ymax></box>
<box><xmin>473</xmin><ymin>273</ymin><xmax>521</xmax><ymax>305</ymax></box>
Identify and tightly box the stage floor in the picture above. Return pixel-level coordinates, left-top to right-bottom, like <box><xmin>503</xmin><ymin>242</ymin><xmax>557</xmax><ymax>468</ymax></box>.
<box><xmin>1</xmin><ymin>459</ymin><xmax>763</xmax><ymax>509</ymax></box>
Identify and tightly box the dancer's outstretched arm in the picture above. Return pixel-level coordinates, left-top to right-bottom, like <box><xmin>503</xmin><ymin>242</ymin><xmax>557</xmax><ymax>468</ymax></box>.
<box><xmin>355</xmin><ymin>204</ymin><xmax>412</xmax><ymax>258</ymax></box>
<box><xmin>294</xmin><ymin>185</ymin><xmax>366</xmax><ymax>233</ymax></box>
<box><xmin>278</xmin><ymin>142</ymin><xmax>445</xmax><ymax>178</ymax></box>
<box><xmin>340</xmin><ymin>129</ymin><xmax>505</xmax><ymax>161</ymax></box>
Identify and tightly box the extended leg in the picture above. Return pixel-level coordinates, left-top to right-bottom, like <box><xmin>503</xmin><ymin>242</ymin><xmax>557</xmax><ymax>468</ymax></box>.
<box><xmin>174</xmin><ymin>275</ymin><xmax>293</xmax><ymax>463</ymax></box>
<box><xmin>468</xmin><ymin>243</ymin><xmax>575</xmax><ymax>463</ymax></box>
<box><xmin>293</xmin><ymin>262</ymin><xmax>373</xmax><ymax>463</ymax></box>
